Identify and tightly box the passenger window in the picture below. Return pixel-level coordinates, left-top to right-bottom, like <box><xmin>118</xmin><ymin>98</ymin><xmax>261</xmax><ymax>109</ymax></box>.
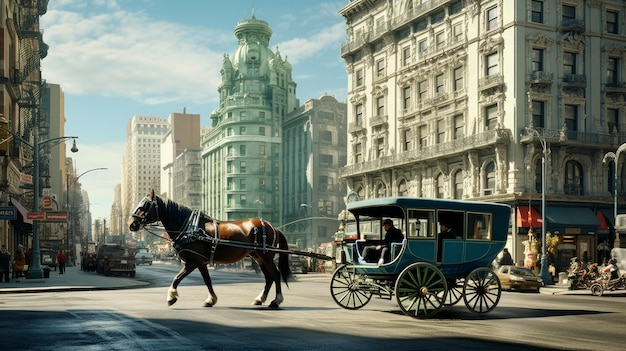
<box><xmin>437</xmin><ymin>210</ymin><xmax>464</xmax><ymax>238</ymax></box>
<box><xmin>467</xmin><ymin>212</ymin><xmax>492</xmax><ymax>240</ymax></box>
<box><xmin>408</xmin><ymin>209</ymin><xmax>435</xmax><ymax>237</ymax></box>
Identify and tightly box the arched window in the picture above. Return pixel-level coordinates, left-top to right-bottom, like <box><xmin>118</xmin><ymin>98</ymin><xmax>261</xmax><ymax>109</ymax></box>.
<box><xmin>376</xmin><ymin>182</ymin><xmax>386</xmax><ymax>198</ymax></box>
<box><xmin>535</xmin><ymin>158</ymin><xmax>543</xmax><ymax>193</ymax></box>
<box><xmin>357</xmin><ymin>186</ymin><xmax>364</xmax><ymax>200</ymax></box>
<box><xmin>454</xmin><ymin>170</ymin><xmax>464</xmax><ymax>199</ymax></box>
<box><xmin>436</xmin><ymin>174</ymin><xmax>445</xmax><ymax>198</ymax></box>
<box><xmin>485</xmin><ymin>161</ymin><xmax>496</xmax><ymax>195</ymax></box>
<box><xmin>398</xmin><ymin>179</ymin><xmax>408</xmax><ymax>196</ymax></box>
<box><xmin>564</xmin><ymin>160</ymin><xmax>583</xmax><ymax>195</ymax></box>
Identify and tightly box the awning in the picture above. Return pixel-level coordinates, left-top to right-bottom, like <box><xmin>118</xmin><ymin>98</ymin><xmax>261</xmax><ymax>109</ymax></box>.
<box><xmin>516</xmin><ymin>206</ymin><xmax>542</xmax><ymax>228</ymax></box>
<box><xmin>544</xmin><ymin>207</ymin><xmax>599</xmax><ymax>235</ymax></box>
<box><xmin>9</xmin><ymin>198</ymin><xmax>33</xmax><ymax>225</ymax></box>
<box><xmin>600</xmin><ymin>209</ymin><xmax>615</xmax><ymax>227</ymax></box>
<box><xmin>596</xmin><ymin>211</ymin><xmax>610</xmax><ymax>234</ymax></box>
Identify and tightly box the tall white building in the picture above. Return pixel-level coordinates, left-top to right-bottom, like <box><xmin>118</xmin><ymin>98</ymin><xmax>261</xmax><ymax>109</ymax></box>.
<box><xmin>339</xmin><ymin>0</ymin><xmax>626</xmax><ymax>271</ymax></box>
<box><xmin>121</xmin><ymin>115</ymin><xmax>169</xmax><ymax>226</ymax></box>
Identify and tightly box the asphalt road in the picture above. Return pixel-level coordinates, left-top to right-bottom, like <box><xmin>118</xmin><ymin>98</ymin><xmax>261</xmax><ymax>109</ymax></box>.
<box><xmin>1</xmin><ymin>263</ymin><xmax>625</xmax><ymax>351</ymax></box>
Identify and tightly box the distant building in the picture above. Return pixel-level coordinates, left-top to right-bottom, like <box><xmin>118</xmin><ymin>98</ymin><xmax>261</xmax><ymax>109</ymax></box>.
<box><xmin>282</xmin><ymin>95</ymin><xmax>347</xmax><ymax>248</ymax></box>
<box><xmin>339</xmin><ymin>0</ymin><xmax>626</xmax><ymax>270</ymax></box>
<box><xmin>202</xmin><ymin>15</ymin><xmax>298</xmax><ymax>224</ymax></box>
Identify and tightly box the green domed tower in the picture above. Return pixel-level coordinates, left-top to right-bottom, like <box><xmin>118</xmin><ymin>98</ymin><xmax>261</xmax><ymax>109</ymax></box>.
<box><xmin>203</xmin><ymin>15</ymin><xmax>298</xmax><ymax>222</ymax></box>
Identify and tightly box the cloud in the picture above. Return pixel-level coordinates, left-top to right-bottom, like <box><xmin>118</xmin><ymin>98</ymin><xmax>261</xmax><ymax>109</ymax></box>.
<box><xmin>276</xmin><ymin>22</ymin><xmax>345</xmax><ymax>64</ymax></box>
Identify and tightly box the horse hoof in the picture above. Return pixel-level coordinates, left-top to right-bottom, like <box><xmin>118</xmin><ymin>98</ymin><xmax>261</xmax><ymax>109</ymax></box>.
<box><xmin>269</xmin><ymin>301</ymin><xmax>280</xmax><ymax>309</ymax></box>
<box><xmin>252</xmin><ymin>300</ymin><xmax>263</xmax><ymax>306</ymax></box>
<box><xmin>168</xmin><ymin>298</ymin><xmax>177</xmax><ymax>306</ymax></box>
<box><xmin>203</xmin><ymin>302</ymin><xmax>214</xmax><ymax>307</ymax></box>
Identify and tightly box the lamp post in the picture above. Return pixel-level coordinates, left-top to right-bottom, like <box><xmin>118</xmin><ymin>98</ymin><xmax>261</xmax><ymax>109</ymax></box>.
<box><xmin>603</xmin><ymin>143</ymin><xmax>626</xmax><ymax>248</ymax></box>
<box><xmin>66</xmin><ymin>167</ymin><xmax>107</xmax><ymax>267</ymax></box>
<box><xmin>523</xmin><ymin>128</ymin><xmax>553</xmax><ymax>285</ymax></box>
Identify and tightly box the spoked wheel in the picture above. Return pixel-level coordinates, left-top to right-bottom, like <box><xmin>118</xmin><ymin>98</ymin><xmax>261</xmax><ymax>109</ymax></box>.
<box><xmin>442</xmin><ymin>278</ymin><xmax>464</xmax><ymax>306</ymax></box>
<box><xmin>330</xmin><ymin>264</ymin><xmax>372</xmax><ymax>309</ymax></box>
<box><xmin>590</xmin><ymin>283</ymin><xmax>604</xmax><ymax>296</ymax></box>
<box><xmin>463</xmin><ymin>267</ymin><xmax>501</xmax><ymax>314</ymax></box>
<box><xmin>395</xmin><ymin>263</ymin><xmax>448</xmax><ymax>319</ymax></box>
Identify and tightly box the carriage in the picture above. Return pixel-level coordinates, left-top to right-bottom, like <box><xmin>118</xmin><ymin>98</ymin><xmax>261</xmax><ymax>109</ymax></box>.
<box><xmin>330</xmin><ymin>197</ymin><xmax>511</xmax><ymax>319</ymax></box>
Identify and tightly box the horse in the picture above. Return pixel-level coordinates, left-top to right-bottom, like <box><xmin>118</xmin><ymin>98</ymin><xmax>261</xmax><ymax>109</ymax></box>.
<box><xmin>128</xmin><ymin>190</ymin><xmax>293</xmax><ymax>309</ymax></box>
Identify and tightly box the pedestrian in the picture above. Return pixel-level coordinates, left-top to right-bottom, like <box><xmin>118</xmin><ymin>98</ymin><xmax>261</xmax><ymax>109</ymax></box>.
<box><xmin>498</xmin><ymin>248</ymin><xmax>514</xmax><ymax>266</ymax></box>
<box><xmin>0</xmin><ymin>244</ymin><xmax>11</xmax><ymax>283</ymax></box>
<box><xmin>13</xmin><ymin>244</ymin><xmax>26</xmax><ymax>281</ymax></box>
<box><xmin>57</xmin><ymin>250</ymin><xmax>67</xmax><ymax>274</ymax></box>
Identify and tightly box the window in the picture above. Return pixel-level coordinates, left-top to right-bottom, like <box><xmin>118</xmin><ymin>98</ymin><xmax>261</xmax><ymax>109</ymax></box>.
<box><xmin>486</xmin><ymin>52</ymin><xmax>499</xmax><ymax>76</ymax></box>
<box><xmin>487</xmin><ymin>6</ymin><xmax>498</xmax><ymax>30</ymax></box>
<box><xmin>259</xmin><ymin>127</ymin><xmax>265</xmax><ymax>135</ymax></box>
<box><xmin>607</xmin><ymin>10</ymin><xmax>619</xmax><ymax>34</ymax></box>
<box><xmin>403</xmin><ymin>129</ymin><xmax>413</xmax><ymax>151</ymax></box>
<box><xmin>564</xmin><ymin>104</ymin><xmax>578</xmax><ymax>132</ymax></box>
<box><xmin>532</xmin><ymin>100</ymin><xmax>545</xmax><ymax>128</ymax></box>
<box><xmin>259</xmin><ymin>111</ymin><xmax>266</xmax><ymax>120</ymax></box>
<box><xmin>355</xmin><ymin>143</ymin><xmax>363</xmax><ymax>163</ymax></box>
<box><xmin>239</xmin><ymin>145</ymin><xmax>246</xmax><ymax>156</ymax></box>
<box><xmin>454</xmin><ymin>170</ymin><xmax>463</xmax><ymax>199</ymax></box>
<box><xmin>398</xmin><ymin>179</ymin><xmax>408</xmax><ymax>196</ymax></box>
<box><xmin>240</xmin><ymin>111</ymin><xmax>246</xmax><ymax>118</ymax></box>
<box><xmin>259</xmin><ymin>178</ymin><xmax>266</xmax><ymax>190</ymax></box>
<box><xmin>240</xmin><ymin>178</ymin><xmax>246</xmax><ymax>190</ymax></box>
<box><xmin>435</xmin><ymin>31</ymin><xmax>445</xmax><ymax>49</ymax></box>
<box><xmin>535</xmin><ymin>158</ymin><xmax>543</xmax><ymax>193</ymax></box>
<box><xmin>486</xmin><ymin>104</ymin><xmax>498</xmax><ymax>130</ymax></box>
<box><xmin>376</xmin><ymin>59</ymin><xmax>385</xmax><ymax>77</ymax></box>
<box><xmin>402</xmin><ymin>46</ymin><xmax>411</xmax><ymax>66</ymax></box>
<box><xmin>563</xmin><ymin>5</ymin><xmax>576</xmax><ymax>21</ymax></box>
<box><xmin>355</xmin><ymin>104</ymin><xmax>363</xmax><ymax>124</ymax></box>
<box><xmin>485</xmin><ymin>162</ymin><xmax>496</xmax><ymax>194</ymax></box>
<box><xmin>437</xmin><ymin>119</ymin><xmax>445</xmax><ymax>143</ymax></box>
<box><xmin>435</xmin><ymin>74</ymin><xmax>445</xmax><ymax>94</ymax></box>
<box><xmin>564</xmin><ymin>160</ymin><xmax>583</xmax><ymax>195</ymax></box>
<box><xmin>607</xmin><ymin>58</ymin><xmax>619</xmax><ymax>85</ymax></box>
<box><xmin>419</xmin><ymin>39</ymin><xmax>428</xmax><ymax>53</ymax></box>
<box><xmin>607</xmin><ymin>108</ymin><xmax>619</xmax><ymax>133</ymax></box>
<box><xmin>531</xmin><ymin>0</ymin><xmax>544</xmax><ymax>23</ymax></box>
<box><xmin>453</xmin><ymin>66</ymin><xmax>464</xmax><ymax>91</ymax></box>
<box><xmin>419</xmin><ymin>125</ymin><xmax>428</xmax><ymax>147</ymax></box>
<box><xmin>402</xmin><ymin>86</ymin><xmax>411</xmax><ymax>110</ymax></box>
<box><xmin>437</xmin><ymin>174</ymin><xmax>445</xmax><ymax>198</ymax></box>
<box><xmin>468</xmin><ymin>213</ymin><xmax>492</xmax><ymax>240</ymax></box>
<box><xmin>531</xmin><ymin>48</ymin><xmax>544</xmax><ymax>72</ymax></box>
<box><xmin>376</xmin><ymin>95</ymin><xmax>385</xmax><ymax>116</ymax></box>
<box><xmin>240</xmin><ymin>194</ymin><xmax>247</xmax><ymax>206</ymax></box>
<box><xmin>356</xmin><ymin>68</ymin><xmax>364</xmax><ymax>87</ymax></box>
<box><xmin>453</xmin><ymin>23</ymin><xmax>463</xmax><ymax>41</ymax></box>
<box><xmin>320</xmin><ymin>154</ymin><xmax>333</xmax><ymax>165</ymax></box>
<box><xmin>376</xmin><ymin>137</ymin><xmax>385</xmax><ymax>157</ymax></box>
<box><xmin>259</xmin><ymin>145</ymin><xmax>265</xmax><ymax>156</ymax></box>
<box><xmin>240</xmin><ymin>126</ymin><xmax>246</xmax><ymax>135</ymax></box>
<box><xmin>563</xmin><ymin>52</ymin><xmax>576</xmax><ymax>75</ymax></box>
<box><xmin>240</xmin><ymin>161</ymin><xmax>246</xmax><ymax>173</ymax></box>
<box><xmin>321</xmin><ymin>130</ymin><xmax>332</xmax><ymax>143</ymax></box>
<box><xmin>259</xmin><ymin>161</ymin><xmax>265</xmax><ymax>173</ymax></box>
<box><xmin>419</xmin><ymin>80</ymin><xmax>429</xmax><ymax>100</ymax></box>
<box><xmin>454</xmin><ymin>114</ymin><xmax>464</xmax><ymax>139</ymax></box>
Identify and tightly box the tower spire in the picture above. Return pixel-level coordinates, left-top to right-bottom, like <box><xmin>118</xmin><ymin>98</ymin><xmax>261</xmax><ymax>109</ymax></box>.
<box><xmin>251</xmin><ymin>0</ymin><xmax>255</xmax><ymax>18</ymax></box>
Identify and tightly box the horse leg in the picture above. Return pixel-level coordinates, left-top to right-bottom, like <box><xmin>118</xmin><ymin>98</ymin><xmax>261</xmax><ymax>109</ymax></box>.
<box><xmin>168</xmin><ymin>264</ymin><xmax>194</xmax><ymax>306</ymax></box>
<box><xmin>268</xmin><ymin>259</ymin><xmax>284</xmax><ymax>309</ymax></box>
<box><xmin>252</xmin><ymin>263</ymin><xmax>272</xmax><ymax>306</ymax></box>
<box><xmin>197</xmin><ymin>265</ymin><xmax>218</xmax><ymax>307</ymax></box>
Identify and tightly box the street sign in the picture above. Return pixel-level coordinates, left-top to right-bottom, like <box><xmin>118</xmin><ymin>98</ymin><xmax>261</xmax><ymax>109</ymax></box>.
<box><xmin>0</xmin><ymin>206</ymin><xmax>17</xmax><ymax>220</ymax></box>
<box><xmin>27</xmin><ymin>212</ymin><xmax>46</xmax><ymax>220</ymax></box>
<box><xmin>43</xmin><ymin>212</ymin><xmax>68</xmax><ymax>222</ymax></box>
<box><xmin>42</xmin><ymin>196</ymin><xmax>52</xmax><ymax>209</ymax></box>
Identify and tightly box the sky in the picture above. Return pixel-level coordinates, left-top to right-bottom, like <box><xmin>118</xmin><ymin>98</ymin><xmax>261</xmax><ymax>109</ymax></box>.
<box><xmin>40</xmin><ymin>0</ymin><xmax>349</xmax><ymax>221</ymax></box>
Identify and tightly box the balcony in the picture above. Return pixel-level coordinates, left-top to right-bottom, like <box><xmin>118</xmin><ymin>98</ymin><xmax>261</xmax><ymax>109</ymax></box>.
<box><xmin>562</xmin><ymin>74</ymin><xmax>586</xmax><ymax>87</ymax></box>
<box><xmin>560</xmin><ymin>19</ymin><xmax>585</xmax><ymax>33</ymax></box>
<box><xmin>529</xmin><ymin>71</ymin><xmax>553</xmax><ymax>89</ymax></box>
<box><xmin>369</xmin><ymin>115</ymin><xmax>388</xmax><ymax>128</ymax></box>
<box><xmin>348</xmin><ymin>122</ymin><xmax>366</xmax><ymax>134</ymax></box>
<box><xmin>478</xmin><ymin>74</ymin><xmax>504</xmax><ymax>92</ymax></box>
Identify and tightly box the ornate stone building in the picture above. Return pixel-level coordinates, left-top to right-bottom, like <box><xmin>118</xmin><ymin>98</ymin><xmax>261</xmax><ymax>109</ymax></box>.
<box><xmin>339</xmin><ymin>0</ymin><xmax>626</xmax><ymax>270</ymax></box>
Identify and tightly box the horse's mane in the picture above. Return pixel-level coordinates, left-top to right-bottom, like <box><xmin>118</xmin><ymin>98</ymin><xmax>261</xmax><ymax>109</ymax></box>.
<box><xmin>158</xmin><ymin>195</ymin><xmax>214</xmax><ymax>230</ymax></box>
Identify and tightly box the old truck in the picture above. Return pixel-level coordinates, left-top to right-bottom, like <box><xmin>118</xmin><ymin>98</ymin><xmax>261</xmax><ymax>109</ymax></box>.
<box><xmin>96</xmin><ymin>244</ymin><xmax>136</xmax><ymax>277</ymax></box>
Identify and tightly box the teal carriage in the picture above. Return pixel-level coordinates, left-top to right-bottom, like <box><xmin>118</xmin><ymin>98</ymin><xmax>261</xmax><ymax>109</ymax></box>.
<box><xmin>330</xmin><ymin>197</ymin><xmax>511</xmax><ymax>319</ymax></box>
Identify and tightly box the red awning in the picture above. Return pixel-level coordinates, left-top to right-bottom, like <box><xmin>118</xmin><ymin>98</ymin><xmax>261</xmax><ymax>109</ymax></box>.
<box><xmin>517</xmin><ymin>206</ymin><xmax>542</xmax><ymax>228</ymax></box>
<box><xmin>596</xmin><ymin>211</ymin><xmax>610</xmax><ymax>232</ymax></box>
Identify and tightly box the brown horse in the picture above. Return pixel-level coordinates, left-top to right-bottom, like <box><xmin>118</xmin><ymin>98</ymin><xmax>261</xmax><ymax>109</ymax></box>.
<box><xmin>128</xmin><ymin>190</ymin><xmax>292</xmax><ymax>308</ymax></box>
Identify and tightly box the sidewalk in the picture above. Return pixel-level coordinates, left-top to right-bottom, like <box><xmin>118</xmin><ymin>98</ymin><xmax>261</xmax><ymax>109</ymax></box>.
<box><xmin>0</xmin><ymin>264</ymin><xmax>148</xmax><ymax>294</ymax></box>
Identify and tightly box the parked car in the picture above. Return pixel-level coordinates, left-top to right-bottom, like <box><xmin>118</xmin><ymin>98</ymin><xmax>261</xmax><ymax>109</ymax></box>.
<box><xmin>495</xmin><ymin>265</ymin><xmax>542</xmax><ymax>292</ymax></box>
<box><xmin>135</xmin><ymin>252</ymin><xmax>154</xmax><ymax>265</ymax></box>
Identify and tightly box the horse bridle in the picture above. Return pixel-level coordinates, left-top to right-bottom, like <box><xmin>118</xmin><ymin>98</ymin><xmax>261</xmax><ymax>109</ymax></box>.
<box><xmin>131</xmin><ymin>195</ymin><xmax>159</xmax><ymax>229</ymax></box>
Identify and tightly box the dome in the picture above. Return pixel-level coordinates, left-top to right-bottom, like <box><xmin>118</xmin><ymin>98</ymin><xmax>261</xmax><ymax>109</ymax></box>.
<box><xmin>231</xmin><ymin>16</ymin><xmax>275</xmax><ymax>76</ymax></box>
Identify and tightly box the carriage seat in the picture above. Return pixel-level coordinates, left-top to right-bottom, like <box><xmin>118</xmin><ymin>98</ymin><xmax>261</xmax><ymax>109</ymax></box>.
<box><xmin>390</xmin><ymin>239</ymin><xmax>407</xmax><ymax>261</ymax></box>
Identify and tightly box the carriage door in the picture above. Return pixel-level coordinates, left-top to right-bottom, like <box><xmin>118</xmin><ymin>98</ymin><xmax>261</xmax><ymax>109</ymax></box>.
<box><xmin>407</xmin><ymin>209</ymin><xmax>435</xmax><ymax>261</ymax></box>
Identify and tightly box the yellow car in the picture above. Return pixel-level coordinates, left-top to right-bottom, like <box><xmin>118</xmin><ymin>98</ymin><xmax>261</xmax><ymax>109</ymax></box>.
<box><xmin>495</xmin><ymin>265</ymin><xmax>543</xmax><ymax>292</ymax></box>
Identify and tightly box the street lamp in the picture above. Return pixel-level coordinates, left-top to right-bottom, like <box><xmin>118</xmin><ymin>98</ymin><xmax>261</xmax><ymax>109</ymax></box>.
<box><xmin>603</xmin><ymin>143</ymin><xmax>626</xmax><ymax>248</ymax></box>
<box><xmin>66</xmin><ymin>167</ymin><xmax>107</xmax><ymax>266</ymax></box>
<box><xmin>0</xmin><ymin>117</ymin><xmax>78</xmax><ymax>279</ymax></box>
<box><xmin>522</xmin><ymin>128</ymin><xmax>553</xmax><ymax>286</ymax></box>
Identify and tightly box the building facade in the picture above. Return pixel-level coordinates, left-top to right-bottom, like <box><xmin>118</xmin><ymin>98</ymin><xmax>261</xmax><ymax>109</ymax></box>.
<box><xmin>339</xmin><ymin>0</ymin><xmax>626</xmax><ymax>271</ymax></box>
<box><xmin>202</xmin><ymin>15</ymin><xmax>298</xmax><ymax>224</ymax></box>
<box><xmin>282</xmin><ymin>95</ymin><xmax>348</xmax><ymax>248</ymax></box>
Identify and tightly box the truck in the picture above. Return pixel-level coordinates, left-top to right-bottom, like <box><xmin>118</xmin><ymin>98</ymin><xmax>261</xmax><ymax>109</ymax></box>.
<box><xmin>96</xmin><ymin>244</ymin><xmax>136</xmax><ymax>277</ymax></box>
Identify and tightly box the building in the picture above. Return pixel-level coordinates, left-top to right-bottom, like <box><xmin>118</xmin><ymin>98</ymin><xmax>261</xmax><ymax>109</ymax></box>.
<box><xmin>282</xmin><ymin>95</ymin><xmax>348</xmax><ymax>248</ymax></box>
<box><xmin>339</xmin><ymin>0</ymin><xmax>626</xmax><ymax>271</ymax></box>
<box><xmin>121</xmin><ymin>115</ymin><xmax>169</xmax><ymax>233</ymax></box>
<box><xmin>202</xmin><ymin>15</ymin><xmax>298</xmax><ymax>224</ymax></box>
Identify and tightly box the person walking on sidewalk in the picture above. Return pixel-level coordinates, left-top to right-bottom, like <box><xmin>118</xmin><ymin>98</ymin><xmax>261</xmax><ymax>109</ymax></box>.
<box><xmin>57</xmin><ymin>250</ymin><xmax>67</xmax><ymax>274</ymax></box>
<box><xmin>0</xmin><ymin>244</ymin><xmax>11</xmax><ymax>282</ymax></box>
<box><xmin>13</xmin><ymin>244</ymin><xmax>26</xmax><ymax>280</ymax></box>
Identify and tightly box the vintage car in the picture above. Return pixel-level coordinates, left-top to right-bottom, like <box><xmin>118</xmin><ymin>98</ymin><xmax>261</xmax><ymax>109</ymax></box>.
<box><xmin>135</xmin><ymin>252</ymin><xmax>154</xmax><ymax>265</ymax></box>
<box><xmin>495</xmin><ymin>265</ymin><xmax>543</xmax><ymax>292</ymax></box>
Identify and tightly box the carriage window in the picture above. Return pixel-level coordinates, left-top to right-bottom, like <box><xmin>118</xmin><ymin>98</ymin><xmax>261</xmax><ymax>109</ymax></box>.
<box><xmin>408</xmin><ymin>209</ymin><xmax>435</xmax><ymax>238</ymax></box>
<box><xmin>467</xmin><ymin>212</ymin><xmax>492</xmax><ymax>240</ymax></box>
<box><xmin>437</xmin><ymin>210</ymin><xmax>464</xmax><ymax>238</ymax></box>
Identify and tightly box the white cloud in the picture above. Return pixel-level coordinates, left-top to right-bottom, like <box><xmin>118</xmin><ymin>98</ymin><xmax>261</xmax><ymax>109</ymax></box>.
<box><xmin>276</xmin><ymin>22</ymin><xmax>345</xmax><ymax>64</ymax></box>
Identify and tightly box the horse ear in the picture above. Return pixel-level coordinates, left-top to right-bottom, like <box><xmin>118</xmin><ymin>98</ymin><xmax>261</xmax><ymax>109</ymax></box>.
<box><xmin>150</xmin><ymin>189</ymin><xmax>155</xmax><ymax>199</ymax></box>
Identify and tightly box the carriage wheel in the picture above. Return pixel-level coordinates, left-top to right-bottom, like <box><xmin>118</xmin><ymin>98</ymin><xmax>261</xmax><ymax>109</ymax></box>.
<box><xmin>463</xmin><ymin>267</ymin><xmax>501</xmax><ymax>314</ymax></box>
<box><xmin>590</xmin><ymin>283</ymin><xmax>604</xmax><ymax>296</ymax></box>
<box><xmin>330</xmin><ymin>264</ymin><xmax>372</xmax><ymax>310</ymax></box>
<box><xmin>395</xmin><ymin>263</ymin><xmax>447</xmax><ymax>319</ymax></box>
<box><xmin>442</xmin><ymin>278</ymin><xmax>464</xmax><ymax>306</ymax></box>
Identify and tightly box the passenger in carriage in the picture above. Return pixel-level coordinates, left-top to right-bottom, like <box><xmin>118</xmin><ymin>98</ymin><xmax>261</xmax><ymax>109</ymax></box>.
<box><xmin>362</xmin><ymin>219</ymin><xmax>404</xmax><ymax>265</ymax></box>
<box><xmin>437</xmin><ymin>221</ymin><xmax>457</xmax><ymax>262</ymax></box>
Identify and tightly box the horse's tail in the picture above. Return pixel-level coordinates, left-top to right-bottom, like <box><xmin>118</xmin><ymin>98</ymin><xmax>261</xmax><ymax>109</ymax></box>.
<box><xmin>277</xmin><ymin>229</ymin><xmax>293</xmax><ymax>285</ymax></box>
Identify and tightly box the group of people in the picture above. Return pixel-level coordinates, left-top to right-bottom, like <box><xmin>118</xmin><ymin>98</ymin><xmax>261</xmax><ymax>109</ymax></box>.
<box><xmin>0</xmin><ymin>244</ymin><xmax>68</xmax><ymax>281</ymax></box>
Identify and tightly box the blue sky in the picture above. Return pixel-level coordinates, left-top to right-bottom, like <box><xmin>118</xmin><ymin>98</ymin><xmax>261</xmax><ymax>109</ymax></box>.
<box><xmin>40</xmin><ymin>0</ymin><xmax>348</xmax><ymax>220</ymax></box>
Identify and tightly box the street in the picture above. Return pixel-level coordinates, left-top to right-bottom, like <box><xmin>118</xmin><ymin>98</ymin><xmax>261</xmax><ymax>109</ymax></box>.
<box><xmin>1</xmin><ymin>262</ymin><xmax>625</xmax><ymax>350</ymax></box>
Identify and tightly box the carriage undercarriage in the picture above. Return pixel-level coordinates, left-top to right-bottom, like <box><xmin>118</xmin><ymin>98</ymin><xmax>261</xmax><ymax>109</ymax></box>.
<box><xmin>330</xmin><ymin>263</ymin><xmax>502</xmax><ymax>319</ymax></box>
